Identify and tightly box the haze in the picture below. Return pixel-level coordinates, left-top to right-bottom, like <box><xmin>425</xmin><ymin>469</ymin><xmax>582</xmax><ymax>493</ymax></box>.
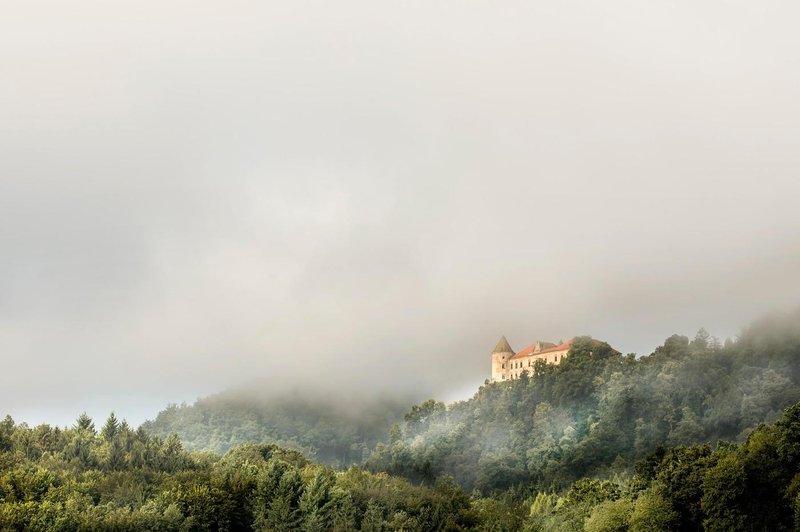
<box><xmin>2</xmin><ymin>1</ymin><xmax>799</xmax><ymax>426</ymax></box>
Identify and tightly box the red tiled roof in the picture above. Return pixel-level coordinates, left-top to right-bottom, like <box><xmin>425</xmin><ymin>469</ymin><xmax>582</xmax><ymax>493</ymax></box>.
<box><xmin>509</xmin><ymin>338</ymin><xmax>607</xmax><ymax>361</ymax></box>
<box><xmin>510</xmin><ymin>340</ymin><xmax>572</xmax><ymax>360</ymax></box>
<box><xmin>538</xmin><ymin>341</ymin><xmax>573</xmax><ymax>354</ymax></box>
<box><xmin>514</xmin><ymin>342</ymin><xmax>553</xmax><ymax>357</ymax></box>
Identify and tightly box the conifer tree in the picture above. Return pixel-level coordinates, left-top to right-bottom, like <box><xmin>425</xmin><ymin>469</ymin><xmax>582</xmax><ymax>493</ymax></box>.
<box><xmin>100</xmin><ymin>412</ymin><xmax>119</xmax><ymax>441</ymax></box>
<box><xmin>299</xmin><ymin>468</ymin><xmax>336</xmax><ymax>531</ymax></box>
<box><xmin>361</xmin><ymin>499</ymin><xmax>386</xmax><ymax>532</ymax></box>
<box><xmin>266</xmin><ymin>468</ymin><xmax>304</xmax><ymax>531</ymax></box>
<box><xmin>75</xmin><ymin>412</ymin><xmax>95</xmax><ymax>434</ymax></box>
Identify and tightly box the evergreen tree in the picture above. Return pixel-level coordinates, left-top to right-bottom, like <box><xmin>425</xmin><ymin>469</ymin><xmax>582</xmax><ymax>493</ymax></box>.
<box><xmin>361</xmin><ymin>499</ymin><xmax>385</xmax><ymax>532</ymax></box>
<box><xmin>299</xmin><ymin>468</ymin><xmax>336</xmax><ymax>532</ymax></box>
<box><xmin>100</xmin><ymin>412</ymin><xmax>119</xmax><ymax>441</ymax></box>
<box><xmin>265</xmin><ymin>468</ymin><xmax>304</xmax><ymax>531</ymax></box>
<box><xmin>75</xmin><ymin>412</ymin><xmax>95</xmax><ymax>434</ymax></box>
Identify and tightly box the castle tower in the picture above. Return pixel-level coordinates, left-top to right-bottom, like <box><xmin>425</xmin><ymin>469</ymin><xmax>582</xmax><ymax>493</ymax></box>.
<box><xmin>491</xmin><ymin>336</ymin><xmax>514</xmax><ymax>382</ymax></box>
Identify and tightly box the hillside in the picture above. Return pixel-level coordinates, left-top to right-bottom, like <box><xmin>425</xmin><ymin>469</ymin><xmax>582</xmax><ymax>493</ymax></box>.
<box><xmin>142</xmin><ymin>310</ymin><xmax>800</xmax><ymax>498</ymax></box>
<box><xmin>142</xmin><ymin>389</ymin><xmax>412</xmax><ymax>468</ymax></box>
<box><xmin>366</xmin><ymin>311</ymin><xmax>800</xmax><ymax>494</ymax></box>
<box><xmin>3</xmin><ymin>310</ymin><xmax>800</xmax><ymax>529</ymax></box>
<box><xmin>4</xmin><ymin>397</ymin><xmax>800</xmax><ymax>529</ymax></box>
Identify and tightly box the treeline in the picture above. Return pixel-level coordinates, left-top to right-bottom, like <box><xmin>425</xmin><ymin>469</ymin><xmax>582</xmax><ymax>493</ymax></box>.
<box><xmin>4</xmin><ymin>403</ymin><xmax>800</xmax><ymax>530</ymax></box>
<box><xmin>4</xmin><ymin>310</ymin><xmax>800</xmax><ymax>529</ymax></box>
<box><xmin>0</xmin><ymin>413</ymin><xmax>483</xmax><ymax>530</ymax></box>
<box><xmin>142</xmin><ymin>391</ymin><xmax>411</xmax><ymax>467</ymax></box>
<box><xmin>367</xmin><ymin>311</ymin><xmax>800</xmax><ymax>494</ymax></box>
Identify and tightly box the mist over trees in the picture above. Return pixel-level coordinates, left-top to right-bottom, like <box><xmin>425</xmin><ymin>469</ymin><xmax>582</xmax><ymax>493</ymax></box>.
<box><xmin>142</xmin><ymin>391</ymin><xmax>413</xmax><ymax>468</ymax></box>
<box><xmin>3</xmin><ymin>310</ymin><xmax>800</xmax><ymax>530</ymax></box>
<box><xmin>4</xmin><ymin>388</ymin><xmax>800</xmax><ymax>529</ymax></box>
<box><xmin>367</xmin><ymin>310</ymin><xmax>800</xmax><ymax>494</ymax></box>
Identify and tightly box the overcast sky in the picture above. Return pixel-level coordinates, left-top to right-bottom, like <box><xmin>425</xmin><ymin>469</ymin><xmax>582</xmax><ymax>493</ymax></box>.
<box><xmin>2</xmin><ymin>0</ymin><xmax>800</xmax><ymax>426</ymax></box>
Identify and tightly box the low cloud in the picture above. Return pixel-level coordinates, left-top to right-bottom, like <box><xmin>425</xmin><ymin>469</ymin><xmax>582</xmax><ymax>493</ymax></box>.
<box><xmin>1</xmin><ymin>0</ymin><xmax>799</xmax><ymax>425</ymax></box>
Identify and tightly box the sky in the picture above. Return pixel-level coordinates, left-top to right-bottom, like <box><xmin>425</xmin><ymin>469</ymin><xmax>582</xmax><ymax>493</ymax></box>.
<box><xmin>2</xmin><ymin>0</ymin><xmax>799</xmax><ymax>427</ymax></box>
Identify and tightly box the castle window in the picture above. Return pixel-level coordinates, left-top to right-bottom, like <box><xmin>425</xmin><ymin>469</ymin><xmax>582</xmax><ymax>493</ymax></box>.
<box><xmin>501</xmin><ymin>363</ymin><xmax>505</xmax><ymax>369</ymax></box>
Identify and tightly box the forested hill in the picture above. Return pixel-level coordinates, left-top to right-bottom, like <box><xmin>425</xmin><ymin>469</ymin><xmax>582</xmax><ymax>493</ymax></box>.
<box><xmin>3</xmin><ymin>311</ymin><xmax>800</xmax><ymax>529</ymax></box>
<box><xmin>142</xmin><ymin>390</ymin><xmax>411</xmax><ymax>468</ymax></box>
<box><xmin>366</xmin><ymin>310</ymin><xmax>800</xmax><ymax>494</ymax></box>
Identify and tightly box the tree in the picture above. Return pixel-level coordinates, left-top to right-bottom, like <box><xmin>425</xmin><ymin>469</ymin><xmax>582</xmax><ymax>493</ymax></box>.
<box><xmin>299</xmin><ymin>468</ymin><xmax>336</xmax><ymax>531</ymax></box>
<box><xmin>159</xmin><ymin>433</ymin><xmax>187</xmax><ymax>472</ymax></box>
<box><xmin>100</xmin><ymin>413</ymin><xmax>119</xmax><ymax>441</ymax></box>
<box><xmin>585</xmin><ymin>498</ymin><xmax>632</xmax><ymax>532</ymax></box>
<box><xmin>654</xmin><ymin>445</ymin><xmax>713</xmax><ymax>531</ymax></box>
<box><xmin>404</xmin><ymin>400</ymin><xmax>446</xmax><ymax>435</ymax></box>
<box><xmin>629</xmin><ymin>483</ymin><xmax>678</xmax><ymax>532</ymax></box>
<box><xmin>700</xmin><ymin>451</ymin><xmax>748</xmax><ymax>532</ymax></box>
<box><xmin>691</xmin><ymin>329</ymin><xmax>710</xmax><ymax>351</ymax></box>
<box><xmin>360</xmin><ymin>499</ymin><xmax>385</xmax><ymax>532</ymax></box>
<box><xmin>330</xmin><ymin>492</ymin><xmax>357</xmax><ymax>531</ymax></box>
<box><xmin>265</xmin><ymin>467</ymin><xmax>304</xmax><ymax>531</ymax></box>
<box><xmin>75</xmin><ymin>413</ymin><xmax>95</xmax><ymax>434</ymax></box>
<box><xmin>0</xmin><ymin>415</ymin><xmax>14</xmax><ymax>452</ymax></box>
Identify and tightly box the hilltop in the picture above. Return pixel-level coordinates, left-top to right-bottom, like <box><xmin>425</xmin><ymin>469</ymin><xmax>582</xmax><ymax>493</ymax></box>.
<box><xmin>367</xmin><ymin>311</ymin><xmax>800</xmax><ymax>494</ymax></box>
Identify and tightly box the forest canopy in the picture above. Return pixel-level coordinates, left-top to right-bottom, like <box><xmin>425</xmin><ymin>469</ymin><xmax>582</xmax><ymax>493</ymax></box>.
<box><xmin>3</xmin><ymin>310</ymin><xmax>800</xmax><ymax>530</ymax></box>
<box><xmin>367</xmin><ymin>311</ymin><xmax>800</xmax><ymax>494</ymax></box>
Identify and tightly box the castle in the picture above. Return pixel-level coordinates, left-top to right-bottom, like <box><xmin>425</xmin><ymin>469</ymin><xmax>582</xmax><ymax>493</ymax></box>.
<box><xmin>490</xmin><ymin>336</ymin><xmax>573</xmax><ymax>382</ymax></box>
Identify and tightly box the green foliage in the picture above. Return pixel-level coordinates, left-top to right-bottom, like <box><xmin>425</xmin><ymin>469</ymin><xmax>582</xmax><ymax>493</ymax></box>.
<box><xmin>584</xmin><ymin>498</ymin><xmax>632</xmax><ymax>532</ymax></box>
<box><xmin>517</xmin><ymin>399</ymin><xmax>800</xmax><ymax>530</ymax></box>
<box><xmin>0</xmin><ymin>416</ymin><xmax>479</xmax><ymax>530</ymax></box>
<box><xmin>100</xmin><ymin>412</ymin><xmax>120</xmax><ymax>442</ymax></box>
<box><xmin>654</xmin><ymin>444</ymin><xmax>714</xmax><ymax>530</ymax></box>
<box><xmin>628</xmin><ymin>483</ymin><xmax>677</xmax><ymax>531</ymax></box>
<box><xmin>74</xmin><ymin>412</ymin><xmax>95</xmax><ymax>434</ymax></box>
<box><xmin>3</xmin><ymin>311</ymin><xmax>800</xmax><ymax>529</ymax></box>
<box><xmin>298</xmin><ymin>468</ymin><xmax>336</xmax><ymax>531</ymax></box>
<box><xmin>368</xmin><ymin>312</ymin><xmax>800</xmax><ymax>495</ymax></box>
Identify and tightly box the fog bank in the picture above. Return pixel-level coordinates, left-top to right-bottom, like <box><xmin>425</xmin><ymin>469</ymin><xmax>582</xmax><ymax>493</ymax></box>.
<box><xmin>2</xmin><ymin>1</ymin><xmax>799</xmax><ymax>426</ymax></box>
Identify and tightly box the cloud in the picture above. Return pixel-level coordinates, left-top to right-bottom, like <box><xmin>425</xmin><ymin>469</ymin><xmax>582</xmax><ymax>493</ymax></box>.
<box><xmin>1</xmin><ymin>0</ymin><xmax>799</xmax><ymax>425</ymax></box>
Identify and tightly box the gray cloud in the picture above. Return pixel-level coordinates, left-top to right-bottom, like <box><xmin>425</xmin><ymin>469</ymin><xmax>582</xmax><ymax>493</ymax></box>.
<box><xmin>2</xmin><ymin>0</ymin><xmax>799</xmax><ymax>425</ymax></box>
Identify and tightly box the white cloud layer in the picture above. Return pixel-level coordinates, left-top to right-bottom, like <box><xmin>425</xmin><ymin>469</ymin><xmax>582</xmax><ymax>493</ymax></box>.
<box><xmin>1</xmin><ymin>0</ymin><xmax>799</xmax><ymax>425</ymax></box>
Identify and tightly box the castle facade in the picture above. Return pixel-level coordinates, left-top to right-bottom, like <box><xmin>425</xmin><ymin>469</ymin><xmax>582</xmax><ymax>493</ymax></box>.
<box><xmin>490</xmin><ymin>336</ymin><xmax>572</xmax><ymax>382</ymax></box>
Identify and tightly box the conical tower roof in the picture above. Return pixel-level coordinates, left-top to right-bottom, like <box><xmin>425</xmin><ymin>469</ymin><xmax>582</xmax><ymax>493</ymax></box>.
<box><xmin>492</xmin><ymin>336</ymin><xmax>514</xmax><ymax>354</ymax></box>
